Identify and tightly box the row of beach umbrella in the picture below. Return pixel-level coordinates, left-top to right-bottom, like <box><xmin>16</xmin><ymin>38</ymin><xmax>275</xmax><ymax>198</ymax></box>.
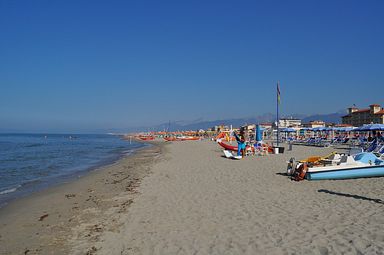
<box><xmin>280</xmin><ymin>124</ymin><xmax>384</xmax><ymax>133</ymax></box>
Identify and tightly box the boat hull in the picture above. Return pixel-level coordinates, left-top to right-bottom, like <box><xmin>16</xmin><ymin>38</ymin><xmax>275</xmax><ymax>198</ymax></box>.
<box><xmin>138</xmin><ymin>136</ymin><xmax>155</xmax><ymax>140</ymax></box>
<box><xmin>218</xmin><ymin>141</ymin><xmax>273</xmax><ymax>153</ymax></box>
<box><xmin>180</xmin><ymin>137</ymin><xmax>200</xmax><ymax>141</ymax></box>
<box><xmin>306</xmin><ymin>165</ymin><xmax>384</xmax><ymax>180</ymax></box>
<box><xmin>164</xmin><ymin>137</ymin><xmax>199</xmax><ymax>141</ymax></box>
<box><xmin>218</xmin><ymin>141</ymin><xmax>240</xmax><ymax>151</ymax></box>
<box><xmin>164</xmin><ymin>137</ymin><xmax>177</xmax><ymax>141</ymax></box>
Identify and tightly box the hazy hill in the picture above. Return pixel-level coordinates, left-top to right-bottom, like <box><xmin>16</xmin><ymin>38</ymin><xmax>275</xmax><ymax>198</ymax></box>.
<box><xmin>301</xmin><ymin>112</ymin><xmax>345</xmax><ymax>124</ymax></box>
<box><xmin>131</xmin><ymin>112</ymin><xmax>345</xmax><ymax>132</ymax></box>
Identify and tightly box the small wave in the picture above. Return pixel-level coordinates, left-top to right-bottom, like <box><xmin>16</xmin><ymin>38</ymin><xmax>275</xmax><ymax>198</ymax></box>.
<box><xmin>0</xmin><ymin>185</ymin><xmax>21</xmax><ymax>195</ymax></box>
<box><xmin>20</xmin><ymin>178</ymin><xmax>42</xmax><ymax>187</ymax></box>
<box><xmin>122</xmin><ymin>150</ymin><xmax>133</xmax><ymax>154</ymax></box>
<box><xmin>25</xmin><ymin>143</ymin><xmax>44</xmax><ymax>148</ymax></box>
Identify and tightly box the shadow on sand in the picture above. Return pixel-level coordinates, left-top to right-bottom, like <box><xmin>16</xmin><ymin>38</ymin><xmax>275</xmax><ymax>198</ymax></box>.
<box><xmin>318</xmin><ymin>189</ymin><xmax>384</xmax><ymax>204</ymax></box>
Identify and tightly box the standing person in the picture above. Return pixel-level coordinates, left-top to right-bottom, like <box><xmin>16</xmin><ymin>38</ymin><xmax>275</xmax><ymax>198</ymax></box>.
<box><xmin>234</xmin><ymin>131</ymin><xmax>246</xmax><ymax>157</ymax></box>
<box><xmin>239</xmin><ymin>128</ymin><xmax>247</xmax><ymax>157</ymax></box>
<box><xmin>240</xmin><ymin>134</ymin><xmax>246</xmax><ymax>157</ymax></box>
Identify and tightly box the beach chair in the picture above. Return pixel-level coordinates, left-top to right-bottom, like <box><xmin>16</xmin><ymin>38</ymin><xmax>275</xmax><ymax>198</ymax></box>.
<box><xmin>223</xmin><ymin>150</ymin><xmax>242</xmax><ymax>160</ymax></box>
<box><xmin>254</xmin><ymin>142</ymin><xmax>269</xmax><ymax>156</ymax></box>
<box><xmin>366</xmin><ymin>141</ymin><xmax>378</xmax><ymax>152</ymax></box>
<box><xmin>373</xmin><ymin>144</ymin><xmax>384</xmax><ymax>159</ymax></box>
<box><xmin>245</xmin><ymin>146</ymin><xmax>254</xmax><ymax>156</ymax></box>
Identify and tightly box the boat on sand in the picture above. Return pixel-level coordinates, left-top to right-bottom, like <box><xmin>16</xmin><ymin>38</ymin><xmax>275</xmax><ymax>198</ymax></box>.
<box><xmin>288</xmin><ymin>152</ymin><xmax>384</xmax><ymax>181</ymax></box>
<box><xmin>217</xmin><ymin>140</ymin><xmax>273</xmax><ymax>153</ymax></box>
<box><xmin>138</xmin><ymin>135</ymin><xmax>155</xmax><ymax>141</ymax></box>
<box><xmin>164</xmin><ymin>136</ymin><xmax>200</xmax><ymax>142</ymax></box>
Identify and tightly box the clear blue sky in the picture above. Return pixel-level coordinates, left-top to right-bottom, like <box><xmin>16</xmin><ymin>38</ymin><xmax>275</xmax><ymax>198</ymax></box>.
<box><xmin>1</xmin><ymin>0</ymin><xmax>383</xmax><ymax>132</ymax></box>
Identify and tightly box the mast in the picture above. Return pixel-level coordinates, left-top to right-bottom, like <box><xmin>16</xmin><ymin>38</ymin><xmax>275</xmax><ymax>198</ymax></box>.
<box><xmin>276</xmin><ymin>81</ymin><xmax>280</xmax><ymax>147</ymax></box>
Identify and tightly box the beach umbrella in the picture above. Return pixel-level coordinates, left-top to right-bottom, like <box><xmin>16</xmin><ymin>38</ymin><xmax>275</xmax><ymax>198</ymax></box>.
<box><xmin>299</xmin><ymin>127</ymin><xmax>312</xmax><ymax>136</ymax></box>
<box><xmin>355</xmin><ymin>124</ymin><xmax>384</xmax><ymax>131</ymax></box>
<box><xmin>256</xmin><ymin>125</ymin><xmax>262</xmax><ymax>142</ymax></box>
<box><xmin>281</xmin><ymin>128</ymin><xmax>296</xmax><ymax>132</ymax></box>
<box><xmin>312</xmin><ymin>127</ymin><xmax>332</xmax><ymax>132</ymax></box>
<box><xmin>342</xmin><ymin>127</ymin><xmax>356</xmax><ymax>132</ymax></box>
<box><xmin>353</xmin><ymin>126</ymin><xmax>363</xmax><ymax>132</ymax></box>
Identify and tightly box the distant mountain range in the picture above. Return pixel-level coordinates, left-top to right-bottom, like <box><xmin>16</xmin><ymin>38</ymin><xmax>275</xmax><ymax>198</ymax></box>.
<box><xmin>301</xmin><ymin>112</ymin><xmax>346</xmax><ymax>124</ymax></box>
<box><xmin>124</xmin><ymin>111</ymin><xmax>346</xmax><ymax>132</ymax></box>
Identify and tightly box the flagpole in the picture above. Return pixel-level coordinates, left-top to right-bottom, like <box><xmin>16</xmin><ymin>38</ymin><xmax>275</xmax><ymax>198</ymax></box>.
<box><xmin>276</xmin><ymin>81</ymin><xmax>280</xmax><ymax>147</ymax></box>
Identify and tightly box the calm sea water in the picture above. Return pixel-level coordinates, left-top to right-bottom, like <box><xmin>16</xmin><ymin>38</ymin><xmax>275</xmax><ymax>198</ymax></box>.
<box><xmin>0</xmin><ymin>133</ymin><xmax>145</xmax><ymax>207</ymax></box>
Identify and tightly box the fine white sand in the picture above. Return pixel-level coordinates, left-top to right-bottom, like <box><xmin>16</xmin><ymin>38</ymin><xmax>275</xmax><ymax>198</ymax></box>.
<box><xmin>69</xmin><ymin>140</ymin><xmax>384</xmax><ymax>255</ymax></box>
<box><xmin>1</xmin><ymin>139</ymin><xmax>384</xmax><ymax>255</ymax></box>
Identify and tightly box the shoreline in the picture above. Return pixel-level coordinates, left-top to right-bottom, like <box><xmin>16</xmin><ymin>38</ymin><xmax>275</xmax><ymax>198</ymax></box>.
<box><xmin>0</xmin><ymin>134</ymin><xmax>148</xmax><ymax>209</ymax></box>
<box><xmin>0</xmin><ymin>140</ymin><xmax>166</xmax><ymax>255</ymax></box>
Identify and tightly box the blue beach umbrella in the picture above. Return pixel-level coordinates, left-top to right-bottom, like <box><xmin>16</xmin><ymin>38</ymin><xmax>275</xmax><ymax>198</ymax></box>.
<box><xmin>256</xmin><ymin>125</ymin><xmax>262</xmax><ymax>142</ymax></box>
<box><xmin>343</xmin><ymin>127</ymin><xmax>356</xmax><ymax>132</ymax></box>
<box><xmin>299</xmin><ymin>127</ymin><xmax>312</xmax><ymax>135</ymax></box>
<box><xmin>355</xmin><ymin>124</ymin><xmax>384</xmax><ymax>131</ymax></box>
<box><xmin>281</xmin><ymin>128</ymin><xmax>296</xmax><ymax>132</ymax></box>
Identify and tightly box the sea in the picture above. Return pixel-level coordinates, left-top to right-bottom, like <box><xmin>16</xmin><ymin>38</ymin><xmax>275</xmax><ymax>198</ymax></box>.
<box><xmin>0</xmin><ymin>133</ymin><xmax>145</xmax><ymax>208</ymax></box>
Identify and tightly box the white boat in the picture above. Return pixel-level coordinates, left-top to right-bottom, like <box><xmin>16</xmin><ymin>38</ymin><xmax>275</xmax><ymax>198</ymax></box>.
<box><xmin>288</xmin><ymin>152</ymin><xmax>384</xmax><ymax>181</ymax></box>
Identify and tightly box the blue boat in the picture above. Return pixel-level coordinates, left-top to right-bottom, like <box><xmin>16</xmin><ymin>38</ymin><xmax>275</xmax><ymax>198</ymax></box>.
<box><xmin>306</xmin><ymin>153</ymin><xmax>384</xmax><ymax>180</ymax></box>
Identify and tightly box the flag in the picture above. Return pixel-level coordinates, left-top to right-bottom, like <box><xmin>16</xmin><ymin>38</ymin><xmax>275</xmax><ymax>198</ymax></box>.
<box><xmin>277</xmin><ymin>81</ymin><xmax>281</xmax><ymax>104</ymax></box>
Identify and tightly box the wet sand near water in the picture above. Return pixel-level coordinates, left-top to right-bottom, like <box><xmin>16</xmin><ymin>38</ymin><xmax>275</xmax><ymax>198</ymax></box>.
<box><xmin>0</xmin><ymin>142</ymin><xmax>165</xmax><ymax>255</ymax></box>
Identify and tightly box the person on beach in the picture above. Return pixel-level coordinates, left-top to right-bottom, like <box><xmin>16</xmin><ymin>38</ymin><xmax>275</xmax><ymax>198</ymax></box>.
<box><xmin>234</xmin><ymin>130</ymin><xmax>246</xmax><ymax>157</ymax></box>
<box><xmin>240</xmin><ymin>129</ymin><xmax>247</xmax><ymax>157</ymax></box>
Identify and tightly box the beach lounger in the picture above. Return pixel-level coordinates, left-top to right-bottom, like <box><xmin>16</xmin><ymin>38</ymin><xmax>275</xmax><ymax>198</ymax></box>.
<box><xmin>373</xmin><ymin>144</ymin><xmax>384</xmax><ymax>159</ymax></box>
<box><xmin>223</xmin><ymin>150</ymin><xmax>242</xmax><ymax>160</ymax></box>
<box><xmin>366</xmin><ymin>141</ymin><xmax>378</xmax><ymax>152</ymax></box>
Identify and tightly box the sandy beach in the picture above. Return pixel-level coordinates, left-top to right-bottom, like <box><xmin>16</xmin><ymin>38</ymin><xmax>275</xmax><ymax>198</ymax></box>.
<box><xmin>0</xmin><ymin>141</ymin><xmax>164</xmax><ymax>255</ymax></box>
<box><xmin>1</xmin><ymin>139</ymin><xmax>384</xmax><ymax>254</ymax></box>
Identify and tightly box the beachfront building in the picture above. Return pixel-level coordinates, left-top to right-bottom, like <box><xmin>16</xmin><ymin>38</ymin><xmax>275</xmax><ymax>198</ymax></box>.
<box><xmin>342</xmin><ymin>104</ymin><xmax>384</xmax><ymax>126</ymax></box>
<box><xmin>334</xmin><ymin>124</ymin><xmax>354</xmax><ymax>128</ymax></box>
<box><xmin>302</xmin><ymin>120</ymin><xmax>325</xmax><ymax>128</ymax></box>
<box><xmin>260</xmin><ymin>122</ymin><xmax>273</xmax><ymax>130</ymax></box>
<box><xmin>245</xmin><ymin>124</ymin><xmax>256</xmax><ymax>130</ymax></box>
<box><xmin>211</xmin><ymin>125</ymin><xmax>230</xmax><ymax>132</ymax></box>
<box><xmin>277</xmin><ymin>118</ymin><xmax>301</xmax><ymax>128</ymax></box>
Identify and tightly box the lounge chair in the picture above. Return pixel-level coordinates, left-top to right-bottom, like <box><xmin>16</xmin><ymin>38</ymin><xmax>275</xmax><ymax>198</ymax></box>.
<box><xmin>254</xmin><ymin>142</ymin><xmax>269</xmax><ymax>156</ymax></box>
<box><xmin>366</xmin><ymin>140</ymin><xmax>380</xmax><ymax>152</ymax></box>
<box><xmin>373</xmin><ymin>144</ymin><xmax>384</xmax><ymax>159</ymax></box>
